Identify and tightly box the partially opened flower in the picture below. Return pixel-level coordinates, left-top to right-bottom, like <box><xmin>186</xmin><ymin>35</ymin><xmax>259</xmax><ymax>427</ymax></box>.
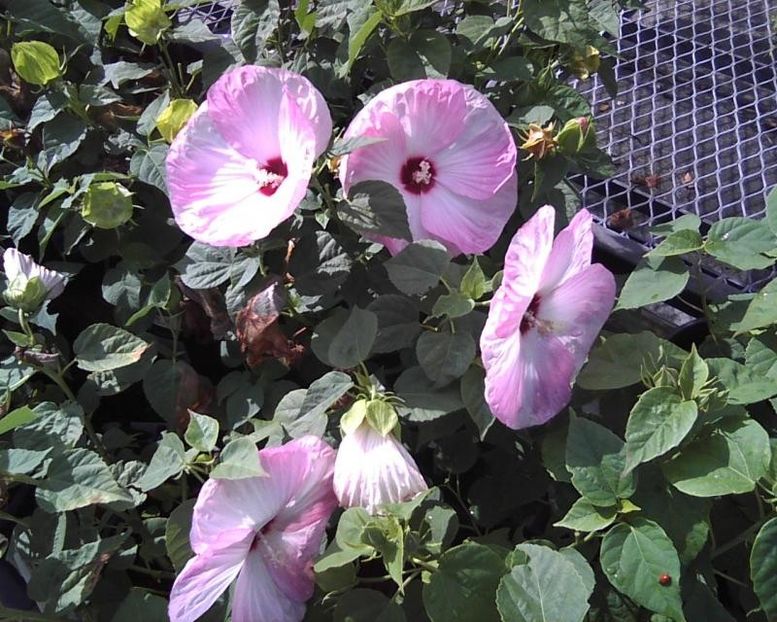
<box><xmin>480</xmin><ymin>206</ymin><xmax>616</xmax><ymax>430</ymax></box>
<box><xmin>334</xmin><ymin>399</ymin><xmax>427</xmax><ymax>513</ymax></box>
<box><xmin>168</xmin><ymin>436</ymin><xmax>337</xmax><ymax>622</ymax></box>
<box><xmin>2</xmin><ymin>248</ymin><xmax>66</xmax><ymax>312</ymax></box>
<box><xmin>339</xmin><ymin>79</ymin><xmax>517</xmax><ymax>255</ymax></box>
<box><xmin>167</xmin><ymin>66</ymin><xmax>332</xmax><ymax>247</ymax></box>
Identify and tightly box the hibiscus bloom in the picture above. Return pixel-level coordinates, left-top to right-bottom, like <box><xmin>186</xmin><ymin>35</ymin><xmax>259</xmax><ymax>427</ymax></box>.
<box><xmin>168</xmin><ymin>436</ymin><xmax>337</xmax><ymax>622</ymax></box>
<box><xmin>167</xmin><ymin>66</ymin><xmax>332</xmax><ymax>247</ymax></box>
<box><xmin>480</xmin><ymin>206</ymin><xmax>616</xmax><ymax>430</ymax></box>
<box><xmin>2</xmin><ymin>248</ymin><xmax>66</xmax><ymax>311</ymax></box>
<box><xmin>338</xmin><ymin>79</ymin><xmax>517</xmax><ymax>255</ymax></box>
<box><xmin>334</xmin><ymin>401</ymin><xmax>427</xmax><ymax>513</ymax></box>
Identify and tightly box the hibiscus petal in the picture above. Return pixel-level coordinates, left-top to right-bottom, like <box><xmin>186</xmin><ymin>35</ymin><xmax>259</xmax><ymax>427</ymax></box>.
<box><xmin>167</xmin><ymin>104</ymin><xmax>296</xmax><ymax>247</ymax></box>
<box><xmin>537</xmin><ymin>263</ymin><xmax>616</xmax><ymax>374</ymax></box>
<box><xmin>483</xmin><ymin>329</ymin><xmax>576</xmax><ymax>430</ymax></box>
<box><xmin>339</xmin><ymin>109</ymin><xmax>407</xmax><ymax>193</ymax></box>
<box><xmin>540</xmin><ymin>208</ymin><xmax>595</xmax><ymax>292</ymax></box>
<box><xmin>419</xmin><ymin>171</ymin><xmax>517</xmax><ymax>254</ymax></box>
<box><xmin>3</xmin><ymin>248</ymin><xmax>31</xmax><ymax>283</ymax></box>
<box><xmin>168</xmin><ymin>534</ymin><xmax>251</xmax><ymax>622</ymax></box>
<box><xmin>333</xmin><ymin>423</ymin><xmax>428</xmax><ymax>514</ymax></box>
<box><xmin>395</xmin><ymin>80</ymin><xmax>468</xmax><ymax>155</ymax></box>
<box><xmin>231</xmin><ymin>548</ymin><xmax>306</xmax><ymax>622</ymax></box>
<box><xmin>206</xmin><ymin>66</ymin><xmax>332</xmax><ymax>163</ymax></box>
<box><xmin>435</xmin><ymin>87</ymin><xmax>517</xmax><ymax>200</ymax></box>
<box><xmin>502</xmin><ymin>204</ymin><xmax>556</xmax><ymax>298</ymax></box>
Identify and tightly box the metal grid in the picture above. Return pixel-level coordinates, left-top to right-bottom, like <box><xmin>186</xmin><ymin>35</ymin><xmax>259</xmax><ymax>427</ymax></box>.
<box><xmin>175</xmin><ymin>0</ymin><xmax>233</xmax><ymax>33</ymax></box>
<box><xmin>574</xmin><ymin>0</ymin><xmax>777</xmax><ymax>291</ymax></box>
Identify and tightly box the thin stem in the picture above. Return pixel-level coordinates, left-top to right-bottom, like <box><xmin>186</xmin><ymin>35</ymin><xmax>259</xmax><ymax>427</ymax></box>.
<box><xmin>410</xmin><ymin>557</ymin><xmax>438</xmax><ymax>573</ymax></box>
<box><xmin>128</xmin><ymin>564</ymin><xmax>176</xmax><ymax>580</ymax></box>
<box><xmin>711</xmin><ymin>515</ymin><xmax>773</xmax><ymax>559</ymax></box>
<box><xmin>713</xmin><ymin>568</ymin><xmax>750</xmax><ymax>589</ymax></box>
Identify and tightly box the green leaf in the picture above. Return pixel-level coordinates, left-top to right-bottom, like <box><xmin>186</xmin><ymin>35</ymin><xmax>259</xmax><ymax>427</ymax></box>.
<box><xmin>766</xmin><ymin>186</ymin><xmax>777</xmax><ymax>237</ymax></box>
<box><xmin>707</xmin><ymin>357</ymin><xmax>777</xmax><ymax>404</ymax></box>
<box><xmin>74</xmin><ymin>323</ymin><xmax>151</xmax><ymax>372</ymax></box>
<box><xmin>137</xmin><ymin>433</ymin><xmax>186</xmax><ymax>491</ymax></box>
<box><xmin>175</xmin><ymin>242</ymin><xmax>235</xmax><ymax>289</ymax></box>
<box><xmin>184</xmin><ymin>413</ymin><xmax>219</xmax><ymax>453</ymax></box>
<box><xmin>125</xmin><ymin>0</ymin><xmax>171</xmax><ymax>44</ymax></box>
<box><xmin>623</xmin><ymin>387</ymin><xmax>698</xmax><ymax>472</ymax></box>
<box><xmin>165</xmin><ymin>499</ymin><xmax>196</xmax><ymax>572</ymax></box>
<box><xmin>431</xmin><ymin>292</ymin><xmax>475</xmax><ymax>319</ymax></box>
<box><xmin>648</xmin><ymin>229</ymin><xmax>704</xmax><ymax>257</ymax></box>
<box><xmin>394</xmin><ymin>366</ymin><xmax>464</xmax><ymax>422</ymax></box>
<box><xmin>312</xmin><ymin>306</ymin><xmax>378</xmax><ymax>368</ymax></box>
<box><xmin>112</xmin><ymin>588</ymin><xmax>169</xmax><ymax>622</ymax></box>
<box><xmin>361</xmin><ymin>515</ymin><xmax>405</xmax><ymax>587</ymax></box>
<box><xmin>334</xmin><ymin>588</ymin><xmax>406</xmax><ymax>622</ymax></box>
<box><xmin>732</xmin><ymin>278</ymin><xmax>777</xmax><ymax>334</ymax></box>
<box><xmin>460</xmin><ymin>366</ymin><xmax>494</xmax><ymax>440</ymax></box>
<box><xmin>705</xmin><ymin>217</ymin><xmax>777</xmax><ymax>271</ymax></box>
<box><xmin>211</xmin><ymin>437</ymin><xmax>265</xmax><ymax>479</ymax></box>
<box><xmin>389</xmin><ymin>0</ymin><xmax>437</xmax><ymax>16</ymax></box>
<box><xmin>566</xmin><ymin>415</ymin><xmax>635</xmax><ymax>507</ymax></box>
<box><xmin>336</xmin><ymin>507</ymin><xmax>374</xmax><ymax>555</ymax></box>
<box><xmin>385</xmin><ymin>240</ymin><xmax>450</xmax><ymax>295</ymax></box>
<box><xmin>339</xmin><ymin>180</ymin><xmax>412</xmax><ymax>241</ymax></box>
<box><xmin>751</xmin><ymin>517</ymin><xmax>777</xmax><ymax>621</ymax></box>
<box><xmin>423</xmin><ymin>542</ymin><xmax>504</xmax><ymax>622</ymax></box>
<box><xmin>387</xmin><ymin>30</ymin><xmax>451</xmax><ymax>81</ymax></box>
<box><xmin>345</xmin><ymin>7</ymin><xmax>382</xmax><ymax>72</ymax></box>
<box><xmin>36</xmin><ymin>448</ymin><xmax>133</xmax><ymax>512</ymax></box>
<box><xmin>368</xmin><ymin>295</ymin><xmax>421</xmax><ymax>353</ymax></box>
<box><xmin>14</xmin><ymin>401</ymin><xmax>83</xmax><ymax>451</ymax></box>
<box><xmin>129</xmin><ymin>144</ymin><xmax>168</xmax><ymax>194</ymax></box>
<box><xmin>0</xmin><ymin>406</ymin><xmax>37</xmax><ymax>437</ymax></box>
<box><xmin>460</xmin><ymin>259</ymin><xmax>490</xmax><ymax>300</ymax></box>
<box><xmin>662</xmin><ymin>415</ymin><xmax>771</xmax><ymax>497</ymax></box>
<box><xmin>11</xmin><ymin>41</ymin><xmax>61</xmax><ymax>85</ymax></box>
<box><xmin>42</xmin><ymin>113</ymin><xmax>88</xmax><ymax>169</ymax></box>
<box><xmin>600</xmin><ymin>518</ymin><xmax>685</xmax><ymax>621</ymax></box>
<box><xmin>578</xmin><ymin>332</ymin><xmax>686</xmax><ymax>390</ymax></box>
<box><xmin>677</xmin><ymin>345</ymin><xmax>709</xmax><ymax>400</ymax></box>
<box><xmin>416</xmin><ymin>330</ymin><xmax>476</xmax><ymax>388</ymax></box>
<box><xmin>496</xmin><ymin>543</ymin><xmax>592</xmax><ymax>622</ymax></box>
<box><xmin>523</xmin><ymin>0</ymin><xmax>597</xmax><ymax>45</ymax></box>
<box><xmin>230</xmin><ymin>0</ymin><xmax>280</xmax><ymax>63</ymax></box>
<box><xmin>554</xmin><ymin>497</ymin><xmax>617</xmax><ymax>533</ymax></box>
<box><xmin>616</xmin><ymin>257</ymin><xmax>689</xmax><ymax>310</ymax></box>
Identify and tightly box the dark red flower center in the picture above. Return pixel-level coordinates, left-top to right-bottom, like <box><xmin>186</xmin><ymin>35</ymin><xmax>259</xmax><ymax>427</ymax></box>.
<box><xmin>520</xmin><ymin>295</ymin><xmax>542</xmax><ymax>334</ymax></box>
<box><xmin>400</xmin><ymin>156</ymin><xmax>436</xmax><ymax>194</ymax></box>
<box><xmin>257</xmin><ymin>157</ymin><xmax>288</xmax><ymax>196</ymax></box>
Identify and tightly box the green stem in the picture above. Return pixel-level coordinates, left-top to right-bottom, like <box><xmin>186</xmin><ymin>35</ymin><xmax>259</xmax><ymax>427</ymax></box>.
<box><xmin>410</xmin><ymin>557</ymin><xmax>438</xmax><ymax>573</ymax></box>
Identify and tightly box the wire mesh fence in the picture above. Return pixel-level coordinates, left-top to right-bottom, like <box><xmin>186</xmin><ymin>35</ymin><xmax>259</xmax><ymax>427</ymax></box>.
<box><xmin>573</xmin><ymin>0</ymin><xmax>777</xmax><ymax>291</ymax></box>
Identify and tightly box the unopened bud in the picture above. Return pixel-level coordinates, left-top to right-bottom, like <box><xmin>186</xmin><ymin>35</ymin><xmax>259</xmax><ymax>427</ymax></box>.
<box><xmin>81</xmin><ymin>181</ymin><xmax>134</xmax><ymax>229</ymax></box>
<box><xmin>569</xmin><ymin>45</ymin><xmax>601</xmax><ymax>80</ymax></box>
<box><xmin>556</xmin><ymin>117</ymin><xmax>592</xmax><ymax>155</ymax></box>
<box><xmin>520</xmin><ymin>122</ymin><xmax>556</xmax><ymax>160</ymax></box>
<box><xmin>3</xmin><ymin>275</ymin><xmax>47</xmax><ymax>312</ymax></box>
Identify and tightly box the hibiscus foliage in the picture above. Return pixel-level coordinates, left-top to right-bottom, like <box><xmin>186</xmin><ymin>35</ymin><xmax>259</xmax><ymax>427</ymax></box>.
<box><xmin>1</xmin><ymin>0</ymin><xmax>777</xmax><ymax>621</ymax></box>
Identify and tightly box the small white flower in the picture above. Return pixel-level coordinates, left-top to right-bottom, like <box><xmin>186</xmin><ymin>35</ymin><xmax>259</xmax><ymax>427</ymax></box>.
<box><xmin>334</xmin><ymin>400</ymin><xmax>427</xmax><ymax>514</ymax></box>
<box><xmin>3</xmin><ymin>248</ymin><xmax>66</xmax><ymax>311</ymax></box>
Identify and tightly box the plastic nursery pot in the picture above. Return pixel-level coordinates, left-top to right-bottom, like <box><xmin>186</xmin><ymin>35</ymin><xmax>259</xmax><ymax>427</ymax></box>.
<box><xmin>668</xmin><ymin>318</ymin><xmax>710</xmax><ymax>350</ymax></box>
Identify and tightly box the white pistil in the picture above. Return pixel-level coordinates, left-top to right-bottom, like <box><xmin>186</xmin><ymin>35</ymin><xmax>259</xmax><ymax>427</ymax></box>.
<box><xmin>412</xmin><ymin>159</ymin><xmax>433</xmax><ymax>185</ymax></box>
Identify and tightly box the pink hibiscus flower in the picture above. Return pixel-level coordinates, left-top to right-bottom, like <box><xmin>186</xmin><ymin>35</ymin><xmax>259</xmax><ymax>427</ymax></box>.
<box><xmin>167</xmin><ymin>66</ymin><xmax>332</xmax><ymax>247</ymax></box>
<box><xmin>338</xmin><ymin>79</ymin><xmax>517</xmax><ymax>255</ymax></box>
<box><xmin>168</xmin><ymin>436</ymin><xmax>337</xmax><ymax>622</ymax></box>
<box><xmin>480</xmin><ymin>206</ymin><xmax>616</xmax><ymax>430</ymax></box>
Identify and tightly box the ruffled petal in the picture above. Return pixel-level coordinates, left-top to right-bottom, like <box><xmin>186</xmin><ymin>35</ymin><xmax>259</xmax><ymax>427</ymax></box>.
<box><xmin>2</xmin><ymin>249</ymin><xmax>66</xmax><ymax>299</ymax></box>
<box><xmin>168</xmin><ymin>534</ymin><xmax>251</xmax><ymax>622</ymax></box>
<box><xmin>419</xmin><ymin>170</ymin><xmax>517</xmax><ymax>254</ymax></box>
<box><xmin>502</xmin><ymin>204</ymin><xmax>556</xmax><ymax>299</ymax></box>
<box><xmin>166</xmin><ymin>104</ymin><xmax>298</xmax><ymax>247</ymax></box>
<box><xmin>231</xmin><ymin>547</ymin><xmax>306</xmax><ymax>622</ymax></box>
<box><xmin>537</xmin><ymin>263</ymin><xmax>616</xmax><ymax>374</ymax></box>
<box><xmin>333</xmin><ymin>423</ymin><xmax>428</xmax><ymax>514</ymax></box>
<box><xmin>435</xmin><ymin>87</ymin><xmax>517</xmax><ymax>200</ymax></box>
<box><xmin>206</xmin><ymin>66</ymin><xmax>332</xmax><ymax>162</ymax></box>
<box><xmin>540</xmin><ymin>208</ymin><xmax>595</xmax><ymax>292</ymax></box>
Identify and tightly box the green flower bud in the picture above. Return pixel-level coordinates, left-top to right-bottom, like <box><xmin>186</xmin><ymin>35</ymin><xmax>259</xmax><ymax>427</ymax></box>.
<box><xmin>556</xmin><ymin>117</ymin><xmax>591</xmax><ymax>155</ymax></box>
<box><xmin>3</xmin><ymin>275</ymin><xmax>48</xmax><ymax>312</ymax></box>
<box><xmin>156</xmin><ymin>99</ymin><xmax>198</xmax><ymax>143</ymax></box>
<box><xmin>82</xmin><ymin>182</ymin><xmax>134</xmax><ymax>229</ymax></box>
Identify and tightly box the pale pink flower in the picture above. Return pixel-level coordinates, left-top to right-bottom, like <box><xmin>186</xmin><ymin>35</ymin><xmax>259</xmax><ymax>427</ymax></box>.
<box><xmin>334</xmin><ymin>421</ymin><xmax>427</xmax><ymax>514</ymax></box>
<box><xmin>480</xmin><ymin>206</ymin><xmax>616</xmax><ymax>430</ymax></box>
<box><xmin>338</xmin><ymin>79</ymin><xmax>517</xmax><ymax>255</ymax></box>
<box><xmin>167</xmin><ymin>66</ymin><xmax>332</xmax><ymax>247</ymax></box>
<box><xmin>168</xmin><ymin>436</ymin><xmax>337</xmax><ymax>622</ymax></box>
<box><xmin>3</xmin><ymin>248</ymin><xmax>66</xmax><ymax>309</ymax></box>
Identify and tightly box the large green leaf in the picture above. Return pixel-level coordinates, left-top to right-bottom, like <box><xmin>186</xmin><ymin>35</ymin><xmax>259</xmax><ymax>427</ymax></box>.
<box><xmin>554</xmin><ymin>497</ymin><xmax>617</xmax><ymax>533</ymax></box>
<box><xmin>423</xmin><ymin>542</ymin><xmax>504</xmax><ymax>622</ymax></box>
<box><xmin>387</xmin><ymin>30</ymin><xmax>451</xmax><ymax>80</ymax></box>
<box><xmin>600</xmin><ymin>518</ymin><xmax>685</xmax><ymax>621</ymax></box>
<box><xmin>137</xmin><ymin>433</ymin><xmax>186</xmax><ymax>491</ymax></box>
<box><xmin>623</xmin><ymin>387</ymin><xmax>698</xmax><ymax>472</ymax></box>
<box><xmin>339</xmin><ymin>180</ymin><xmax>412</xmax><ymax>241</ymax></box>
<box><xmin>662</xmin><ymin>416</ymin><xmax>771</xmax><ymax>497</ymax></box>
<box><xmin>416</xmin><ymin>330</ymin><xmax>476</xmax><ymax>388</ymax></box>
<box><xmin>74</xmin><ymin>323</ymin><xmax>151</xmax><ymax>372</ymax></box>
<box><xmin>616</xmin><ymin>257</ymin><xmax>689</xmax><ymax>310</ymax></box>
<box><xmin>11</xmin><ymin>41</ymin><xmax>61</xmax><ymax>85</ymax></box>
<box><xmin>385</xmin><ymin>240</ymin><xmax>450</xmax><ymax>295</ymax></box>
<box><xmin>312</xmin><ymin>306</ymin><xmax>378</xmax><ymax>368</ymax></box>
<box><xmin>166</xmin><ymin>499</ymin><xmax>196</xmax><ymax>572</ymax></box>
<box><xmin>732</xmin><ymin>278</ymin><xmax>777</xmax><ymax>334</ymax></box>
<box><xmin>705</xmin><ymin>218</ymin><xmax>777</xmax><ymax>270</ymax></box>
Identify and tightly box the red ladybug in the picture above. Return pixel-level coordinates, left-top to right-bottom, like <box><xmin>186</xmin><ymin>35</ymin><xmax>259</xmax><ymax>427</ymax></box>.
<box><xmin>658</xmin><ymin>573</ymin><xmax>672</xmax><ymax>586</ymax></box>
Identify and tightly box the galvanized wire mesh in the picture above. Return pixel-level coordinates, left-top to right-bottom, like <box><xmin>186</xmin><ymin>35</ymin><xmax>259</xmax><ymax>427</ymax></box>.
<box><xmin>573</xmin><ymin>0</ymin><xmax>777</xmax><ymax>291</ymax></box>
